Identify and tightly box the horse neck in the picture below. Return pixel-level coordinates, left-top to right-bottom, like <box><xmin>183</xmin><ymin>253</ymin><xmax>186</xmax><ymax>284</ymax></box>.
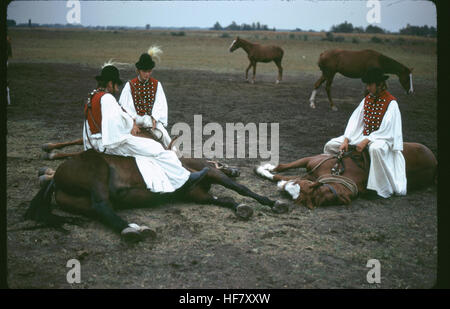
<box><xmin>379</xmin><ymin>54</ymin><xmax>409</xmax><ymax>76</ymax></box>
<box><xmin>238</xmin><ymin>39</ymin><xmax>254</xmax><ymax>53</ymax></box>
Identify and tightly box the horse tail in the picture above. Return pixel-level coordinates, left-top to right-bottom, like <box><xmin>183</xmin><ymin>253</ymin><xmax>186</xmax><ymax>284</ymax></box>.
<box><xmin>24</xmin><ymin>179</ymin><xmax>55</xmax><ymax>223</ymax></box>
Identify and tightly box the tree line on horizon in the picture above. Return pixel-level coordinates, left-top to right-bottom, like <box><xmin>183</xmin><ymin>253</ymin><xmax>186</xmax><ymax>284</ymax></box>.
<box><xmin>326</xmin><ymin>21</ymin><xmax>436</xmax><ymax>37</ymax></box>
<box><xmin>6</xmin><ymin>19</ymin><xmax>436</xmax><ymax>38</ymax></box>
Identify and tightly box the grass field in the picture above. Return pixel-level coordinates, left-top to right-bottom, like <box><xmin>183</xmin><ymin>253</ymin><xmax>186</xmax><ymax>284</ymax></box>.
<box><xmin>9</xmin><ymin>28</ymin><xmax>437</xmax><ymax>79</ymax></box>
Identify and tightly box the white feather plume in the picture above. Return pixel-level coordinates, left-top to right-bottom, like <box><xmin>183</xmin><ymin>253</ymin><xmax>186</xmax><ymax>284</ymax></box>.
<box><xmin>148</xmin><ymin>46</ymin><xmax>163</xmax><ymax>62</ymax></box>
<box><xmin>101</xmin><ymin>59</ymin><xmax>116</xmax><ymax>69</ymax></box>
<box><xmin>101</xmin><ymin>59</ymin><xmax>132</xmax><ymax>70</ymax></box>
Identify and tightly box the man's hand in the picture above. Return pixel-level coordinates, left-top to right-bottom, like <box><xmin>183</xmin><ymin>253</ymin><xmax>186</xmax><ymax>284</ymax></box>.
<box><xmin>339</xmin><ymin>138</ymin><xmax>349</xmax><ymax>152</ymax></box>
<box><xmin>356</xmin><ymin>139</ymin><xmax>370</xmax><ymax>152</ymax></box>
<box><xmin>131</xmin><ymin>121</ymin><xmax>141</xmax><ymax>136</ymax></box>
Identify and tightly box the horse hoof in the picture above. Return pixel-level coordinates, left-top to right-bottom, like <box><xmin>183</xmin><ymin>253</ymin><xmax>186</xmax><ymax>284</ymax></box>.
<box><xmin>272</xmin><ymin>200</ymin><xmax>290</xmax><ymax>214</ymax></box>
<box><xmin>121</xmin><ymin>227</ymin><xmax>143</xmax><ymax>242</ymax></box>
<box><xmin>235</xmin><ymin>204</ymin><xmax>253</xmax><ymax>220</ymax></box>
<box><xmin>139</xmin><ymin>226</ymin><xmax>157</xmax><ymax>239</ymax></box>
<box><xmin>41</xmin><ymin>143</ymin><xmax>53</xmax><ymax>152</ymax></box>
<box><xmin>39</xmin><ymin>174</ymin><xmax>53</xmax><ymax>188</ymax></box>
<box><xmin>229</xmin><ymin>168</ymin><xmax>240</xmax><ymax>177</ymax></box>
<box><xmin>40</xmin><ymin>152</ymin><xmax>56</xmax><ymax>160</ymax></box>
<box><xmin>310</xmin><ymin>102</ymin><xmax>316</xmax><ymax>109</ymax></box>
<box><xmin>331</xmin><ymin>106</ymin><xmax>338</xmax><ymax>111</ymax></box>
<box><xmin>275</xmin><ymin>80</ymin><xmax>280</xmax><ymax>84</ymax></box>
<box><xmin>38</xmin><ymin>167</ymin><xmax>51</xmax><ymax>176</ymax></box>
<box><xmin>40</xmin><ymin>152</ymin><xmax>50</xmax><ymax>160</ymax></box>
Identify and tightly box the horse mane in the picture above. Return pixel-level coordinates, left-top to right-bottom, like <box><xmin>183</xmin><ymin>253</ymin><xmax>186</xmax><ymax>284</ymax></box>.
<box><xmin>378</xmin><ymin>53</ymin><xmax>410</xmax><ymax>75</ymax></box>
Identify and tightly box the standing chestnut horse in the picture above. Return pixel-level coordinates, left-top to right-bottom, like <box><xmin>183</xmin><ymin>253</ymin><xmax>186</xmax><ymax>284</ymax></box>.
<box><xmin>229</xmin><ymin>36</ymin><xmax>284</xmax><ymax>84</ymax></box>
<box><xmin>309</xmin><ymin>49</ymin><xmax>414</xmax><ymax>111</ymax></box>
<box><xmin>255</xmin><ymin>142</ymin><xmax>436</xmax><ymax>209</ymax></box>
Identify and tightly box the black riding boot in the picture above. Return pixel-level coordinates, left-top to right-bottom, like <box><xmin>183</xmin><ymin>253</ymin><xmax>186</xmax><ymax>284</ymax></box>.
<box><xmin>176</xmin><ymin>167</ymin><xmax>210</xmax><ymax>194</ymax></box>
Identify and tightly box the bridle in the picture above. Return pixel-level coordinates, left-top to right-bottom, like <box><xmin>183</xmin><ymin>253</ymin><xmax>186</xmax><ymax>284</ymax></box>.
<box><xmin>300</xmin><ymin>146</ymin><xmax>368</xmax><ymax>201</ymax></box>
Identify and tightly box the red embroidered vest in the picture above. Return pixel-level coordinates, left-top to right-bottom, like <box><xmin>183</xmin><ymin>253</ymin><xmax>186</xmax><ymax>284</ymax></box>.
<box><xmin>84</xmin><ymin>90</ymin><xmax>106</xmax><ymax>134</ymax></box>
<box><xmin>363</xmin><ymin>91</ymin><xmax>396</xmax><ymax>136</ymax></box>
<box><xmin>129</xmin><ymin>77</ymin><xmax>159</xmax><ymax>116</ymax></box>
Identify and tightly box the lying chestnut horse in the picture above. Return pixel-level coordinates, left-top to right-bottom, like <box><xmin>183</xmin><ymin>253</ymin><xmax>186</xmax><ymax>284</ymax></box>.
<box><xmin>255</xmin><ymin>142</ymin><xmax>436</xmax><ymax>209</ymax></box>
<box><xmin>229</xmin><ymin>36</ymin><xmax>284</xmax><ymax>84</ymax></box>
<box><xmin>309</xmin><ymin>49</ymin><xmax>414</xmax><ymax>111</ymax></box>
<box><xmin>27</xmin><ymin>132</ymin><xmax>289</xmax><ymax>241</ymax></box>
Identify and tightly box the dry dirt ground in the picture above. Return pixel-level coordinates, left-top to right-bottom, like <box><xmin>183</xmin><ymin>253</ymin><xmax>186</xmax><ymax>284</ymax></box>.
<box><xmin>6</xmin><ymin>62</ymin><xmax>437</xmax><ymax>288</ymax></box>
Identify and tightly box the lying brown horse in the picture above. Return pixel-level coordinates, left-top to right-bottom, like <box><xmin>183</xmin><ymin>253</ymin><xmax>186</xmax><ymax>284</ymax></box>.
<box><xmin>309</xmin><ymin>49</ymin><xmax>414</xmax><ymax>111</ymax></box>
<box><xmin>255</xmin><ymin>142</ymin><xmax>436</xmax><ymax>209</ymax></box>
<box><xmin>27</xmin><ymin>132</ymin><xmax>289</xmax><ymax>241</ymax></box>
<box><xmin>229</xmin><ymin>36</ymin><xmax>284</xmax><ymax>84</ymax></box>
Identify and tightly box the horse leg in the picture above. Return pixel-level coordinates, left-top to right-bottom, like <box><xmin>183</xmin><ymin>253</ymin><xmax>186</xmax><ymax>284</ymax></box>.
<box><xmin>274</xmin><ymin>157</ymin><xmax>312</xmax><ymax>173</ymax></box>
<box><xmin>188</xmin><ymin>189</ymin><xmax>254</xmax><ymax>220</ymax></box>
<box><xmin>7</xmin><ymin>85</ymin><xmax>11</xmax><ymax>105</ymax></box>
<box><xmin>309</xmin><ymin>74</ymin><xmax>326</xmax><ymax>109</ymax></box>
<box><xmin>245</xmin><ymin>62</ymin><xmax>252</xmax><ymax>82</ymax></box>
<box><xmin>274</xmin><ymin>59</ymin><xmax>283</xmax><ymax>84</ymax></box>
<box><xmin>325</xmin><ymin>73</ymin><xmax>338</xmax><ymax>111</ymax></box>
<box><xmin>199</xmin><ymin>169</ymin><xmax>290</xmax><ymax>214</ymax></box>
<box><xmin>255</xmin><ymin>157</ymin><xmax>312</xmax><ymax>180</ymax></box>
<box><xmin>87</xmin><ymin>184</ymin><xmax>152</xmax><ymax>241</ymax></box>
<box><xmin>251</xmin><ymin>61</ymin><xmax>257</xmax><ymax>84</ymax></box>
<box><xmin>41</xmin><ymin>138</ymin><xmax>83</xmax><ymax>152</ymax></box>
<box><xmin>41</xmin><ymin>150</ymin><xmax>84</xmax><ymax>161</ymax></box>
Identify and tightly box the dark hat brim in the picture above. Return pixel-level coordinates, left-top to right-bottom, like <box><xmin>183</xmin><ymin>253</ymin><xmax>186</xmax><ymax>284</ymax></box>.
<box><xmin>95</xmin><ymin>75</ymin><xmax>123</xmax><ymax>86</ymax></box>
<box><xmin>135</xmin><ymin>61</ymin><xmax>155</xmax><ymax>71</ymax></box>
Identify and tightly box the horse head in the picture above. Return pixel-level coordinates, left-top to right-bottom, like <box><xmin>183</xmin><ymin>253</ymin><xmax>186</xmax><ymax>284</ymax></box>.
<box><xmin>297</xmin><ymin>179</ymin><xmax>351</xmax><ymax>209</ymax></box>
<box><xmin>229</xmin><ymin>37</ymin><xmax>241</xmax><ymax>52</ymax></box>
<box><xmin>399</xmin><ymin>67</ymin><xmax>414</xmax><ymax>95</ymax></box>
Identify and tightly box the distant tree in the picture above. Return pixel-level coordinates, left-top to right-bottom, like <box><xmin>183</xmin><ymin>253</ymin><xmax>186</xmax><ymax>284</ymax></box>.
<box><xmin>7</xmin><ymin>19</ymin><xmax>16</xmax><ymax>27</ymax></box>
<box><xmin>365</xmin><ymin>24</ymin><xmax>385</xmax><ymax>34</ymax></box>
<box><xmin>399</xmin><ymin>24</ymin><xmax>436</xmax><ymax>37</ymax></box>
<box><xmin>226</xmin><ymin>21</ymin><xmax>240</xmax><ymax>31</ymax></box>
<box><xmin>353</xmin><ymin>26</ymin><xmax>365</xmax><ymax>33</ymax></box>
<box><xmin>212</xmin><ymin>21</ymin><xmax>222</xmax><ymax>30</ymax></box>
<box><xmin>331</xmin><ymin>21</ymin><xmax>353</xmax><ymax>33</ymax></box>
<box><xmin>146</xmin><ymin>24</ymin><xmax>150</xmax><ymax>30</ymax></box>
<box><xmin>241</xmin><ymin>23</ymin><xmax>253</xmax><ymax>31</ymax></box>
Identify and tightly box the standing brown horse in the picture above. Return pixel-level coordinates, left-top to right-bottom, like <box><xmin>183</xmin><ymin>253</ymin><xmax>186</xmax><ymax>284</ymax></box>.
<box><xmin>27</xmin><ymin>132</ymin><xmax>289</xmax><ymax>241</ymax></box>
<box><xmin>309</xmin><ymin>49</ymin><xmax>414</xmax><ymax>111</ymax></box>
<box><xmin>229</xmin><ymin>36</ymin><xmax>284</xmax><ymax>84</ymax></box>
<box><xmin>255</xmin><ymin>142</ymin><xmax>436</xmax><ymax>209</ymax></box>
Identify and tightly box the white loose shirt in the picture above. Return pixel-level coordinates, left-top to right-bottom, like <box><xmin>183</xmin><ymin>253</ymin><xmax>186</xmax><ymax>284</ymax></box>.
<box><xmin>83</xmin><ymin>93</ymin><xmax>189</xmax><ymax>193</ymax></box>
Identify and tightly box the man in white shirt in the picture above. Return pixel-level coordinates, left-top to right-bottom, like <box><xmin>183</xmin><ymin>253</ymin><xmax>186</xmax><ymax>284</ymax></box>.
<box><xmin>119</xmin><ymin>47</ymin><xmax>173</xmax><ymax>148</ymax></box>
<box><xmin>83</xmin><ymin>63</ymin><xmax>208</xmax><ymax>194</ymax></box>
<box><xmin>323</xmin><ymin>68</ymin><xmax>407</xmax><ymax>198</ymax></box>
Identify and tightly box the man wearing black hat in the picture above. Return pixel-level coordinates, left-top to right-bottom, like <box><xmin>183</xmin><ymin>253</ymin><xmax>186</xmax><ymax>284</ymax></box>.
<box><xmin>83</xmin><ymin>63</ymin><xmax>209</xmax><ymax>195</ymax></box>
<box><xmin>323</xmin><ymin>68</ymin><xmax>407</xmax><ymax>198</ymax></box>
<box><xmin>119</xmin><ymin>46</ymin><xmax>174</xmax><ymax>149</ymax></box>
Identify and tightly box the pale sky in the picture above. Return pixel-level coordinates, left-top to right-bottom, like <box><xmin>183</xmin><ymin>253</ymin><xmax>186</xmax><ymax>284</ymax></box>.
<box><xmin>7</xmin><ymin>0</ymin><xmax>437</xmax><ymax>32</ymax></box>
